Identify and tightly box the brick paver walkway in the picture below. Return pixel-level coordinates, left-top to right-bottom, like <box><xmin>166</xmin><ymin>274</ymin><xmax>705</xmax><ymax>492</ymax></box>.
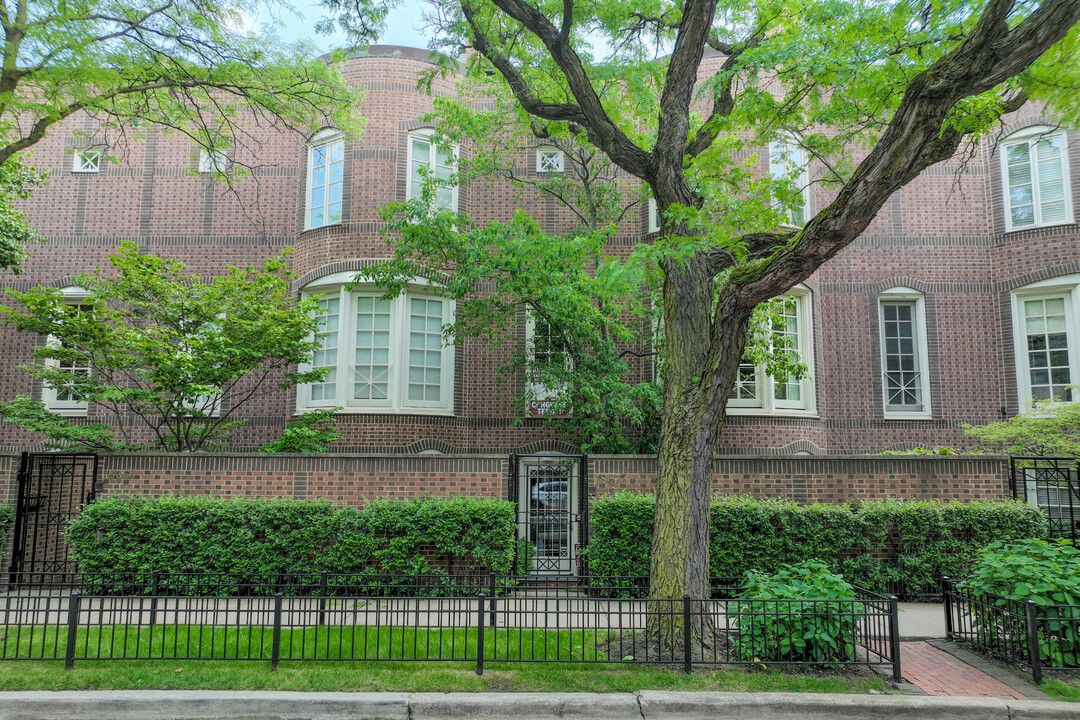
<box><xmin>900</xmin><ymin>642</ymin><xmax>1026</xmax><ymax>699</ymax></box>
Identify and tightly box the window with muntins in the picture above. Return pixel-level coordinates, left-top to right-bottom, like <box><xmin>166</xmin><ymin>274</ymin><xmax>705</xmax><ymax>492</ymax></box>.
<box><xmin>409</xmin><ymin>130</ymin><xmax>457</xmax><ymax>211</ymax></box>
<box><xmin>878</xmin><ymin>288</ymin><xmax>932</xmax><ymax>418</ymax></box>
<box><xmin>298</xmin><ymin>278</ymin><xmax>454</xmax><ymax>413</ymax></box>
<box><xmin>1001</xmin><ymin>127</ymin><xmax>1073</xmax><ymax>231</ymax></box>
<box><xmin>72</xmin><ymin>149</ymin><xmax>101</xmax><ymax>173</ymax></box>
<box><xmin>42</xmin><ymin>292</ymin><xmax>92</xmax><ymax>415</ymax></box>
<box><xmin>1011</xmin><ymin>275</ymin><xmax>1080</xmax><ymax>410</ymax></box>
<box><xmin>537</xmin><ymin>148</ymin><xmax>564</xmax><ymax>173</ymax></box>
<box><xmin>307</xmin><ymin>131</ymin><xmax>344</xmax><ymax>229</ymax></box>
<box><xmin>526</xmin><ymin>312</ymin><xmax>570</xmax><ymax>417</ymax></box>
<box><xmin>769</xmin><ymin>139</ymin><xmax>809</xmax><ymax>227</ymax></box>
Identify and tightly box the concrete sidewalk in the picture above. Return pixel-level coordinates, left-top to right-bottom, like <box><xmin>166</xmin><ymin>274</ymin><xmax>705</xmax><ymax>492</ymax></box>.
<box><xmin>896</xmin><ymin>602</ymin><xmax>945</xmax><ymax>639</ymax></box>
<box><xmin>0</xmin><ymin>690</ymin><xmax>1073</xmax><ymax>720</ymax></box>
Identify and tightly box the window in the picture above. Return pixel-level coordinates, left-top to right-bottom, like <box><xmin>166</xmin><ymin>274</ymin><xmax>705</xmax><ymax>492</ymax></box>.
<box><xmin>42</xmin><ymin>289</ymin><xmax>92</xmax><ymax>415</ymax></box>
<box><xmin>199</xmin><ymin>149</ymin><xmax>228</xmax><ymax>173</ymax></box>
<box><xmin>648</xmin><ymin>198</ymin><xmax>661</xmax><ymax>233</ymax></box>
<box><xmin>537</xmin><ymin>148</ymin><xmax>564</xmax><ymax>173</ymax></box>
<box><xmin>526</xmin><ymin>312</ymin><xmax>570</xmax><ymax>417</ymax></box>
<box><xmin>769</xmin><ymin>138</ymin><xmax>809</xmax><ymax>227</ymax></box>
<box><xmin>1011</xmin><ymin>275</ymin><xmax>1080</xmax><ymax>409</ymax></box>
<box><xmin>408</xmin><ymin>129</ymin><xmax>457</xmax><ymax>211</ymax></box>
<box><xmin>879</xmin><ymin>288</ymin><xmax>932</xmax><ymax>418</ymax></box>
<box><xmin>306</xmin><ymin>130</ymin><xmax>344</xmax><ymax>230</ymax></box>
<box><xmin>72</xmin><ymin>149</ymin><xmax>101</xmax><ymax>173</ymax></box>
<box><xmin>727</xmin><ymin>288</ymin><xmax>815</xmax><ymax>414</ymax></box>
<box><xmin>1001</xmin><ymin>127</ymin><xmax>1073</xmax><ymax>231</ymax></box>
<box><xmin>298</xmin><ymin>274</ymin><xmax>454</xmax><ymax>413</ymax></box>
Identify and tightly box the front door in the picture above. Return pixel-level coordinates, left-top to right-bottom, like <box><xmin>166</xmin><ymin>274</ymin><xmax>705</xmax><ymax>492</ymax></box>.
<box><xmin>513</xmin><ymin>454</ymin><xmax>583</xmax><ymax>575</ymax></box>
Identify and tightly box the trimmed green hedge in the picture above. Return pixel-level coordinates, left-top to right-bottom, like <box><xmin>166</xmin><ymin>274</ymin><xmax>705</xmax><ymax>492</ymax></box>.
<box><xmin>586</xmin><ymin>494</ymin><xmax>1047</xmax><ymax>596</ymax></box>
<box><xmin>0</xmin><ymin>503</ymin><xmax>13</xmax><ymax>557</ymax></box>
<box><xmin>67</xmin><ymin>494</ymin><xmax>518</xmax><ymax>581</ymax></box>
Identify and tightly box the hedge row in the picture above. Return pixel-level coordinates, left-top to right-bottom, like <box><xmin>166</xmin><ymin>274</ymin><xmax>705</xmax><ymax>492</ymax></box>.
<box><xmin>586</xmin><ymin>494</ymin><xmax>1048</xmax><ymax>596</ymax></box>
<box><xmin>0</xmin><ymin>503</ymin><xmax>13</xmax><ymax>557</ymax></box>
<box><xmin>67</xmin><ymin>495</ymin><xmax>518</xmax><ymax>580</ymax></box>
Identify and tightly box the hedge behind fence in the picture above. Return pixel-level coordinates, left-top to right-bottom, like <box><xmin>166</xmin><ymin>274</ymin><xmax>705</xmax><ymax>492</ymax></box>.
<box><xmin>587</xmin><ymin>494</ymin><xmax>1048</xmax><ymax>596</ymax></box>
<box><xmin>0</xmin><ymin>503</ymin><xmax>13</xmax><ymax>557</ymax></box>
<box><xmin>67</xmin><ymin>495</ymin><xmax>518</xmax><ymax>581</ymax></box>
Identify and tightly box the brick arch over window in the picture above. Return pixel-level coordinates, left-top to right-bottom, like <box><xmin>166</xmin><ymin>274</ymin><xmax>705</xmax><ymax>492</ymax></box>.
<box><xmin>403</xmin><ymin>438</ymin><xmax>459</xmax><ymax>454</ymax></box>
<box><xmin>770</xmin><ymin>439</ymin><xmax>825</xmax><ymax>456</ymax></box>
<box><xmin>869</xmin><ymin>277</ymin><xmax>932</xmax><ymax>295</ymax></box>
<box><xmin>1002</xmin><ymin>262</ymin><xmax>1080</xmax><ymax>293</ymax></box>
<box><xmin>291</xmin><ymin>260</ymin><xmax>453</xmax><ymax>292</ymax></box>
<box><xmin>513</xmin><ymin>440</ymin><xmax>581</xmax><ymax>455</ymax></box>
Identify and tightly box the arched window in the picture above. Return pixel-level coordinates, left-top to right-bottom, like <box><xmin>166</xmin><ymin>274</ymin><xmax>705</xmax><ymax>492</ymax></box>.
<box><xmin>878</xmin><ymin>287</ymin><xmax>931</xmax><ymax>418</ymax></box>
<box><xmin>297</xmin><ymin>272</ymin><xmax>455</xmax><ymax>413</ymax></box>
<box><xmin>306</xmin><ymin>129</ymin><xmax>345</xmax><ymax>230</ymax></box>
<box><xmin>1000</xmin><ymin>126</ymin><xmax>1073</xmax><ymax>231</ymax></box>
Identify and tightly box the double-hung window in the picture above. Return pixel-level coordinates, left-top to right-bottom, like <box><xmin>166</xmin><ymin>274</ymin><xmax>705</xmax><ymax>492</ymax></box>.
<box><xmin>408</xmin><ymin>129</ymin><xmax>457</xmax><ymax>211</ymax></box>
<box><xmin>769</xmin><ymin>138</ymin><xmax>809</xmax><ymax>227</ymax></box>
<box><xmin>878</xmin><ymin>288</ymin><xmax>932</xmax><ymax>418</ymax></box>
<box><xmin>1012</xmin><ymin>275</ymin><xmax>1080</xmax><ymax>409</ymax></box>
<box><xmin>525</xmin><ymin>312</ymin><xmax>571</xmax><ymax>417</ymax></box>
<box><xmin>42</xmin><ymin>289</ymin><xmax>93</xmax><ymax>415</ymax></box>
<box><xmin>1001</xmin><ymin>127</ymin><xmax>1073</xmax><ymax>231</ymax></box>
<box><xmin>306</xmin><ymin>130</ymin><xmax>344</xmax><ymax>229</ymax></box>
<box><xmin>727</xmin><ymin>288</ymin><xmax>815</xmax><ymax>414</ymax></box>
<box><xmin>298</xmin><ymin>275</ymin><xmax>454</xmax><ymax>413</ymax></box>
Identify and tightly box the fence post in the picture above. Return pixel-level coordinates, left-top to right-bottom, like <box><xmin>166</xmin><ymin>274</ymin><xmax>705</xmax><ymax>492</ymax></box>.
<box><xmin>1025</xmin><ymin>600</ymin><xmax>1043</xmax><ymax>685</ymax></box>
<box><xmin>149</xmin><ymin>571</ymin><xmax>160</xmax><ymax>630</ymax></box>
<box><xmin>318</xmin><ymin>571</ymin><xmax>328</xmax><ymax>627</ymax></box>
<box><xmin>942</xmin><ymin>577</ymin><xmax>953</xmax><ymax>640</ymax></box>
<box><xmin>889</xmin><ymin>595</ymin><xmax>902</xmax><ymax>684</ymax></box>
<box><xmin>64</xmin><ymin>591</ymin><xmax>80</xmax><ymax>670</ymax></box>
<box><xmin>489</xmin><ymin>572</ymin><xmax>497</xmax><ymax>628</ymax></box>
<box><xmin>476</xmin><ymin>593</ymin><xmax>486</xmax><ymax>676</ymax></box>
<box><xmin>683</xmin><ymin>596</ymin><xmax>692</xmax><ymax>674</ymax></box>
<box><xmin>271</xmin><ymin>593</ymin><xmax>283</xmax><ymax>671</ymax></box>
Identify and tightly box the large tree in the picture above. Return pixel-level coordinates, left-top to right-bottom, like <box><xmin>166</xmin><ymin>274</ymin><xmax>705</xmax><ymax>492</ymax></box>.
<box><xmin>0</xmin><ymin>0</ymin><xmax>366</xmax><ymax>271</ymax></box>
<box><xmin>325</xmin><ymin>0</ymin><xmax>1080</xmax><ymax>602</ymax></box>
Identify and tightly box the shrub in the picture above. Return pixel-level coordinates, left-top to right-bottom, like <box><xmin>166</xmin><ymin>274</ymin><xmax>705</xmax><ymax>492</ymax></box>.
<box><xmin>734</xmin><ymin>561</ymin><xmax>864</xmax><ymax>664</ymax></box>
<box><xmin>587</xmin><ymin>493</ymin><xmax>1046</xmax><ymax>596</ymax></box>
<box><xmin>256</xmin><ymin>409</ymin><xmax>342</xmax><ymax>453</ymax></box>
<box><xmin>0</xmin><ymin>502</ymin><xmax>13</xmax><ymax>556</ymax></box>
<box><xmin>66</xmin><ymin>494</ymin><xmax>518</xmax><ymax>593</ymax></box>
<box><xmin>961</xmin><ymin>539</ymin><xmax>1080</xmax><ymax>668</ymax></box>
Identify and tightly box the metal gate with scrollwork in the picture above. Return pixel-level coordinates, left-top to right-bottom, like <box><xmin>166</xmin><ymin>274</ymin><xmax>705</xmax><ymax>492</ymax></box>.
<box><xmin>1010</xmin><ymin>456</ymin><xmax>1079</xmax><ymax>545</ymax></box>
<box><xmin>7</xmin><ymin>452</ymin><xmax>98</xmax><ymax>585</ymax></box>
<box><xmin>508</xmin><ymin>453</ymin><xmax>588</xmax><ymax>576</ymax></box>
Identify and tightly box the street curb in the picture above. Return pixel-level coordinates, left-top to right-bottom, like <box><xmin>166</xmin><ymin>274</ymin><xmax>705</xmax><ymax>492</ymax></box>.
<box><xmin>0</xmin><ymin>690</ymin><xmax>1074</xmax><ymax>720</ymax></box>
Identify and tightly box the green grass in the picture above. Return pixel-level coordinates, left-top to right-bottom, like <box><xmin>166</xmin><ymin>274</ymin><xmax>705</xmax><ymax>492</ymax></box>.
<box><xmin>1041</xmin><ymin>677</ymin><xmax>1080</xmax><ymax>702</ymax></box>
<box><xmin>0</xmin><ymin>660</ymin><xmax>890</xmax><ymax>693</ymax></box>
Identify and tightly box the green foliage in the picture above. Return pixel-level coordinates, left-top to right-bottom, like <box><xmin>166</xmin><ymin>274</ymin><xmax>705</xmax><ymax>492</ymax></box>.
<box><xmin>880</xmin><ymin>446</ymin><xmax>960</xmax><ymax>455</ymax></box>
<box><xmin>66</xmin><ymin>494</ymin><xmax>519</xmax><ymax>592</ymax></box>
<box><xmin>961</xmin><ymin>539</ymin><xmax>1080</xmax><ymax>667</ymax></box>
<box><xmin>963</xmin><ymin>400</ymin><xmax>1080</xmax><ymax>457</ymax></box>
<box><xmin>0</xmin><ymin>155</ymin><xmax>47</xmax><ymax>274</ymax></box>
<box><xmin>734</xmin><ymin>561</ymin><xmax>863</xmax><ymax>664</ymax></box>
<box><xmin>587</xmin><ymin>494</ymin><xmax>1047</xmax><ymax>596</ymax></box>
<box><xmin>0</xmin><ymin>243</ymin><xmax>328</xmax><ymax>452</ymax></box>
<box><xmin>0</xmin><ymin>502</ymin><xmax>14</xmax><ymax>557</ymax></box>
<box><xmin>257</xmin><ymin>409</ymin><xmax>343</xmax><ymax>453</ymax></box>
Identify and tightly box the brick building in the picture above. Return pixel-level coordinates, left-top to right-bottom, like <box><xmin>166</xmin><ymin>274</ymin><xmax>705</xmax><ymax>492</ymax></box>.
<box><xmin>0</xmin><ymin>45</ymin><xmax>1077</xmax><ymax>457</ymax></box>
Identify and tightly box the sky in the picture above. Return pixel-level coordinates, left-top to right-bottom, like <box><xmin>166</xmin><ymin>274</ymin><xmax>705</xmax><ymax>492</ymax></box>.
<box><xmin>246</xmin><ymin>0</ymin><xmax>435</xmax><ymax>54</ymax></box>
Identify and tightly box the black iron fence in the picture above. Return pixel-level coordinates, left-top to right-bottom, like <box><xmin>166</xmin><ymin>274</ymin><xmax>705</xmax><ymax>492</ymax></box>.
<box><xmin>1010</xmin><ymin>456</ymin><xmax>1080</xmax><ymax>545</ymax></box>
<box><xmin>0</xmin><ymin>573</ymin><xmax>900</xmax><ymax>680</ymax></box>
<box><xmin>943</xmin><ymin>577</ymin><xmax>1080</xmax><ymax>683</ymax></box>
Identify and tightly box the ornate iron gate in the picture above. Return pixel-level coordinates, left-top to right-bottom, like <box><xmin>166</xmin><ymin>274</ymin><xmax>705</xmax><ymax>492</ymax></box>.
<box><xmin>508</xmin><ymin>453</ymin><xmax>588</xmax><ymax>575</ymax></box>
<box><xmin>1010</xmin><ymin>456</ymin><xmax>1079</xmax><ymax>545</ymax></box>
<box><xmin>7</xmin><ymin>452</ymin><xmax>98</xmax><ymax>584</ymax></box>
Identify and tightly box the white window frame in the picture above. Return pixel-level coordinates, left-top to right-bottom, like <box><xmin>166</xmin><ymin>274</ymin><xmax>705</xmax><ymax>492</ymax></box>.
<box><xmin>42</xmin><ymin>287</ymin><xmax>92</xmax><ymax>416</ymax></box>
<box><xmin>72</xmin><ymin>149</ymin><xmax>101</xmax><ymax>173</ymax></box>
<box><xmin>769</xmin><ymin>138</ymin><xmax>810</xmax><ymax>228</ymax></box>
<box><xmin>305</xmin><ymin>129</ymin><xmax>345</xmax><ymax>230</ymax></box>
<box><xmin>407</xmin><ymin>128</ymin><xmax>458</xmax><ymax>212</ymax></box>
<box><xmin>727</xmin><ymin>287</ymin><xmax>816</xmax><ymax>416</ymax></box>
<box><xmin>647</xmin><ymin>198</ymin><xmax>660</xmax><ymax>233</ymax></box>
<box><xmin>525</xmin><ymin>311</ymin><xmax>571</xmax><ymax>417</ymax></box>
<box><xmin>1012</xmin><ymin>274</ymin><xmax>1080</xmax><ymax>411</ymax></box>
<box><xmin>536</xmin><ymin>147</ymin><xmax>564</xmax><ymax>173</ymax></box>
<box><xmin>199</xmin><ymin>149</ymin><xmax>228</xmax><ymax>174</ymax></box>
<box><xmin>1000</xmin><ymin>126</ymin><xmax>1073</xmax><ymax>232</ymax></box>
<box><xmin>296</xmin><ymin>272</ymin><xmax>455</xmax><ymax>414</ymax></box>
<box><xmin>878</xmin><ymin>287</ymin><xmax>932</xmax><ymax>419</ymax></box>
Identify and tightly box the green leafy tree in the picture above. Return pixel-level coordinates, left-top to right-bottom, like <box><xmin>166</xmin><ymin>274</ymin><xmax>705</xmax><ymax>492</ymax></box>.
<box><xmin>0</xmin><ymin>0</ymin><xmax>367</xmax><ymax>271</ymax></box>
<box><xmin>258</xmin><ymin>408</ymin><xmax>343</xmax><ymax>453</ymax></box>
<box><xmin>963</xmin><ymin>400</ymin><xmax>1080</xmax><ymax>457</ymax></box>
<box><xmin>320</xmin><ymin>0</ymin><xmax>1080</xmax><ymax>607</ymax></box>
<box><xmin>0</xmin><ymin>243</ymin><xmax>329</xmax><ymax>451</ymax></box>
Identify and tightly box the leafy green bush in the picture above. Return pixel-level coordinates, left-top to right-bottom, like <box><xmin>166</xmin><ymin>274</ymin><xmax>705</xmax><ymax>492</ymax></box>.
<box><xmin>962</xmin><ymin>539</ymin><xmax>1080</xmax><ymax>668</ymax></box>
<box><xmin>0</xmin><ymin>502</ymin><xmax>14</xmax><ymax>556</ymax></box>
<box><xmin>67</xmin><ymin>494</ymin><xmax>518</xmax><ymax>593</ymax></box>
<box><xmin>734</xmin><ymin>561</ymin><xmax>864</xmax><ymax>664</ymax></box>
<box><xmin>257</xmin><ymin>409</ymin><xmax>342</xmax><ymax>453</ymax></box>
<box><xmin>587</xmin><ymin>494</ymin><xmax>1046</xmax><ymax>596</ymax></box>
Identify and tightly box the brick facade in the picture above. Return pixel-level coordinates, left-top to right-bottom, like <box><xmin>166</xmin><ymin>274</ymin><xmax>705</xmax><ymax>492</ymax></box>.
<box><xmin>0</xmin><ymin>45</ymin><xmax>1076</xmax><ymax>457</ymax></box>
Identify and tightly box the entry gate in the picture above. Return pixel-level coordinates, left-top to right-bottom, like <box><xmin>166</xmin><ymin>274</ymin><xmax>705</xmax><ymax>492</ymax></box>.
<box><xmin>1010</xmin><ymin>456</ymin><xmax>1079</xmax><ymax>545</ymax></box>
<box><xmin>7</xmin><ymin>452</ymin><xmax>98</xmax><ymax>584</ymax></box>
<box><xmin>508</xmin><ymin>453</ymin><xmax>588</xmax><ymax>575</ymax></box>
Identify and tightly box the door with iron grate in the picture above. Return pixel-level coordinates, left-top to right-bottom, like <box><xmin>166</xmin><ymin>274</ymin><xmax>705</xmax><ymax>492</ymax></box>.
<box><xmin>509</xmin><ymin>453</ymin><xmax>587</xmax><ymax>575</ymax></box>
<box><xmin>7</xmin><ymin>452</ymin><xmax>98</xmax><ymax>585</ymax></box>
<box><xmin>1011</xmin><ymin>456</ymin><xmax>1080</xmax><ymax>545</ymax></box>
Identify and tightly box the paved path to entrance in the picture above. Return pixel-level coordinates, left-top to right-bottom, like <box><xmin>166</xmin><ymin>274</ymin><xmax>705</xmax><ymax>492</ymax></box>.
<box><xmin>900</xmin><ymin>642</ymin><xmax>1028</xmax><ymax>699</ymax></box>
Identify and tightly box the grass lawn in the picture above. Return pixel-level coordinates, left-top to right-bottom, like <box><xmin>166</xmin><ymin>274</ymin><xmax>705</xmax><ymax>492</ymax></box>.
<box><xmin>0</xmin><ymin>660</ymin><xmax>890</xmax><ymax>693</ymax></box>
<box><xmin>1041</xmin><ymin>677</ymin><xmax>1080</xmax><ymax>702</ymax></box>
